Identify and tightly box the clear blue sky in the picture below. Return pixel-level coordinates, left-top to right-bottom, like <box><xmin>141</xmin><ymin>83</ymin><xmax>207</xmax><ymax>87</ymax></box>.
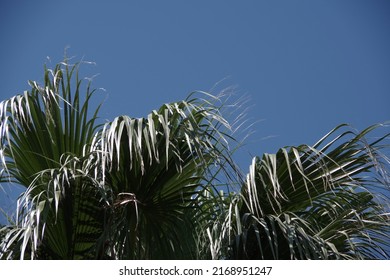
<box><xmin>1</xmin><ymin>0</ymin><xmax>390</xmax><ymax>223</ymax></box>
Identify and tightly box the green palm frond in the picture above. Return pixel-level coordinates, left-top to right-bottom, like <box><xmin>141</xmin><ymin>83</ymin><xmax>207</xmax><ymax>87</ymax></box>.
<box><xmin>0</xmin><ymin>60</ymin><xmax>101</xmax><ymax>186</ymax></box>
<box><xmin>0</xmin><ymin>60</ymin><xmax>103</xmax><ymax>259</ymax></box>
<box><xmin>233</xmin><ymin>124</ymin><xmax>390</xmax><ymax>259</ymax></box>
<box><xmin>91</xmin><ymin>93</ymin><xmax>239</xmax><ymax>259</ymax></box>
<box><xmin>194</xmin><ymin>187</ymin><xmax>241</xmax><ymax>259</ymax></box>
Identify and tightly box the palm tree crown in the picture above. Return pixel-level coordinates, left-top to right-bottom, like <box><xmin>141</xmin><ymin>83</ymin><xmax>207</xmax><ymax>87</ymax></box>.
<box><xmin>0</xmin><ymin>59</ymin><xmax>389</xmax><ymax>259</ymax></box>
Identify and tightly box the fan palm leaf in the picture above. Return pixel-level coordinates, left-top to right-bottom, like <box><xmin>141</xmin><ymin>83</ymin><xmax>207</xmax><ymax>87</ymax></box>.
<box><xmin>91</xmin><ymin>94</ymin><xmax>238</xmax><ymax>259</ymax></box>
<box><xmin>232</xmin><ymin>124</ymin><xmax>390</xmax><ymax>259</ymax></box>
<box><xmin>0</xmin><ymin>60</ymin><xmax>104</xmax><ymax>259</ymax></box>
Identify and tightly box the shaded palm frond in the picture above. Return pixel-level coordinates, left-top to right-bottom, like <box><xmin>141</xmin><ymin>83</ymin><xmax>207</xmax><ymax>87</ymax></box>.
<box><xmin>194</xmin><ymin>187</ymin><xmax>241</xmax><ymax>259</ymax></box>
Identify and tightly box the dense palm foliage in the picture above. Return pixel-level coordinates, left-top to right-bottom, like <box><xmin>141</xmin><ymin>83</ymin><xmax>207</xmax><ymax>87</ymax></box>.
<box><xmin>0</xmin><ymin>60</ymin><xmax>389</xmax><ymax>259</ymax></box>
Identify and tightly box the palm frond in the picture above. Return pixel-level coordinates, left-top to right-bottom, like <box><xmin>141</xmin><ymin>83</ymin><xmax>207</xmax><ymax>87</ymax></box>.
<box><xmin>90</xmin><ymin>93</ymin><xmax>240</xmax><ymax>259</ymax></box>
<box><xmin>234</xmin><ymin>124</ymin><xmax>390</xmax><ymax>259</ymax></box>
<box><xmin>0</xmin><ymin>60</ymin><xmax>103</xmax><ymax>259</ymax></box>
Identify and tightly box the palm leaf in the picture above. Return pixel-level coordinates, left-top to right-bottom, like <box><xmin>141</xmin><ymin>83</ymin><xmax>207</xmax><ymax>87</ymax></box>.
<box><xmin>92</xmin><ymin>94</ymin><xmax>238</xmax><ymax>259</ymax></box>
<box><xmin>0</xmin><ymin>60</ymin><xmax>103</xmax><ymax>259</ymax></box>
<box><xmin>233</xmin><ymin>124</ymin><xmax>390</xmax><ymax>259</ymax></box>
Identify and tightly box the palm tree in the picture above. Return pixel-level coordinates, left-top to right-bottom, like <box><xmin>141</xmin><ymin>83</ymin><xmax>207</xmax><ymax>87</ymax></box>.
<box><xmin>0</xmin><ymin>59</ymin><xmax>389</xmax><ymax>259</ymax></box>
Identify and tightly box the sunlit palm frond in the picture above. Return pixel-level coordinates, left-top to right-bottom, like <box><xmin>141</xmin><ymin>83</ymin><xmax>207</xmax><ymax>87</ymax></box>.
<box><xmin>0</xmin><ymin>60</ymin><xmax>101</xmax><ymax>187</ymax></box>
<box><xmin>0</xmin><ymin>60</ymin><xmax>103</xmax><ymax>259</ymax></box>
<box><xmin>234</xmin><ymin>124</ymin><xmax>390</xmax><ymax>259</ymax></box>
<box><xmin>90</xmin><ymin>93</ymin><xmax>239</xmax><ymax>259</ymax></box>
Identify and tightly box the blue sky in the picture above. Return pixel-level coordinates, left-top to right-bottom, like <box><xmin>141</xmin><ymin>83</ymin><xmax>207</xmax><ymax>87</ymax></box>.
<box><xmin>1</xmin><ymin>0</ymin><xmax>390</xmax><ymax>223</ymax></box>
